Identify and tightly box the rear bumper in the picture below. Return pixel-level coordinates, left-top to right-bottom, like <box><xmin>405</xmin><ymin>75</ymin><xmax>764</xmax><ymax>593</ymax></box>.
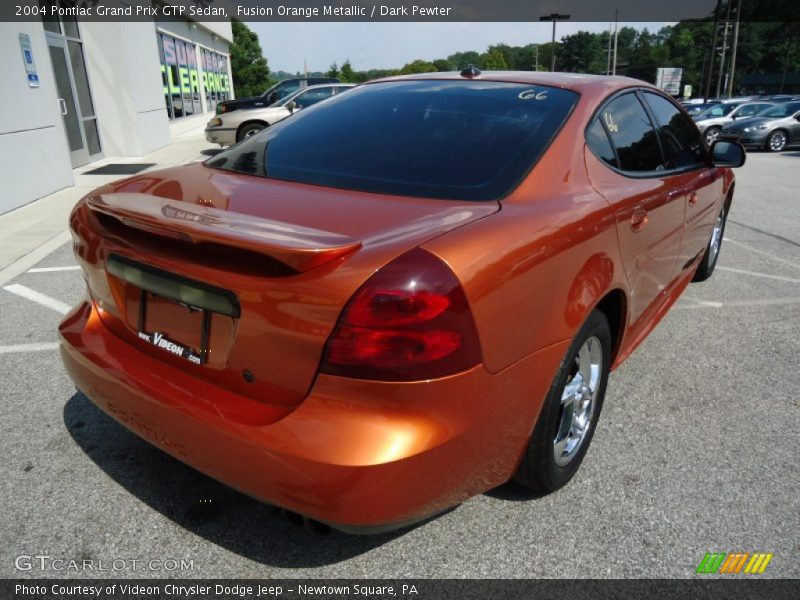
<box><xmin>59</xmin><ymin>301</ymin><xmax>565</xmax><ymax>531</ymax></box>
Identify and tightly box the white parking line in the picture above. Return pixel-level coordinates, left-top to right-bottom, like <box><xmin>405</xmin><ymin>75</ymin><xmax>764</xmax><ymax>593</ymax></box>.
<box><xmin>676</xmin><ymin>297</ymin><xmax>800</xmax><ymax>310</ymax></box>
<box><xmin>27</xmin><ymin>266</ymin><xmax>81</xmax><ymax>273</ymax></box>
<box><xmin>0</xmin><ymin>342</ymin><xmax>60</xmax><ymax>354</ymax></box>
<box><xmin>724</xmin><ymin>238</ymin><xmax>800</xmax><ymax>271</ymax></box>
<box><xmin>716</xmin><ymin>266</ymin><xmax>800</xmax><ymax>284</ymax></box>
<box><xmin>2</xmin><ymin>284</ymin><xmax>71</xmax><ymax>315</ymax></box>
<box><xmin>679</xmin><ymin>296</ymin><xmax>724</xmax><ymax>308</ymax></box>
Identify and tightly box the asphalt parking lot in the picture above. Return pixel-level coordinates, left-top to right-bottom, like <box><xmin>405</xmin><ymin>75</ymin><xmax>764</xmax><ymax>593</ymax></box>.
<box><xmin>0</xmin><ymin>151</ymin><xmax>798</xmax><ymax>579</ymax></box>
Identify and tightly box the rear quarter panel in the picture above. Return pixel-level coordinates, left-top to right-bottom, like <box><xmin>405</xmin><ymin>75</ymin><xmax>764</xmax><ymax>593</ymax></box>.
<box><xmin>423</xmin><ymin>89</ymin><xmax>629</xmax><ymax>373</ymax></box>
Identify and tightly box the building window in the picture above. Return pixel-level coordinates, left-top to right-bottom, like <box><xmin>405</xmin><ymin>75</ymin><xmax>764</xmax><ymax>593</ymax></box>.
<box><xmin>159</xmin><ymin>32</ymin><xmax>230</xmax><ymax>119</ymax></box>
<box><xmin>159</xmin><ymin>32</ymin><xmax>201</xmax><ymax>119</ymax></box>
<box><xmin>202</xmin><ymin>48</ymin><xmax>231</xmax><ymax>112</ymax></box>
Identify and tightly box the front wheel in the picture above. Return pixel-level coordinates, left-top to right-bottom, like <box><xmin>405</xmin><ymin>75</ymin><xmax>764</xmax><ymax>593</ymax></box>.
<box><xmin>766</xmin><ymin>130</ymin><xmax>787</xmax><ymax>152</ymax></box>
<box><xmin>514</xmin><ymin>310</ymin><xmax>611</xmax><ymax>493</ymax></box>
<box><xmin>237</xmin><ymin>123</ymin><xmax>266</xmax><ymax>142</ymax></box>
<box><xmin>693</xmin><ymin>202</ymin><xmax>728</xmax><ymax>282</ymax></box>
<box><xmin>705</xmin><ymin>126</ymin><xmax>721</xmax><ymax>146</ymax></box>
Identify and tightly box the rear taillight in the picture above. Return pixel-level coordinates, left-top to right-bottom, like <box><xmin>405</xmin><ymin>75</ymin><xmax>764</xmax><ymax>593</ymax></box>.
<box><xmin>320</xmin><ymin>248</ymin><xmax>482</xmax><ymax>381</ymax></box>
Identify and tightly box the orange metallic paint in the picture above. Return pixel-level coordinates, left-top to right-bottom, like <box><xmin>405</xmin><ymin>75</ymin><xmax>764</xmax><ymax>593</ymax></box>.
<box><xmin>59</xmin><ymin>73</ymin><xmax>734</xmax><ymax>530</ymax></box>
<box><xmin>61</xmin><ymin>300</ymin><xmax>569</xmax><ymax>528</ymax></box>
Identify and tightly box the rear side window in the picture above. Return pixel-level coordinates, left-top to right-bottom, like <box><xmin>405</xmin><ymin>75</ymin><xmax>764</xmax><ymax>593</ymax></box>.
<box><xmin>207</xmin><ymin>80</ymin><xmax>579</xmax><ymax>201</ymax></box>
<box><xmin>599</xmin><ymin>93</ymin><xmax>663</xmax><ymax>172</ymax></box>
<box><xmin>292</xmin><ymin>87</ymin><xmax>335</xmax><ymax>108</ymax></box>
<box><xmin>642</xmin><ymin>92</ymin><xmax>707</xmax><ymax>169</ymax></box>
<box><xmin>586</xmin><ymin>118</ymin><xmax>618</xmax><ymax>168</ymax></box>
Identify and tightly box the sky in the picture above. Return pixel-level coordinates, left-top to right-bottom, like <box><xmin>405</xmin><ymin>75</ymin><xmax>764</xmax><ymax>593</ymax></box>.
<box><xmin>251</xmin><ymin>22</ymin><xmax>672</xmax><ymax>73</ymax></box>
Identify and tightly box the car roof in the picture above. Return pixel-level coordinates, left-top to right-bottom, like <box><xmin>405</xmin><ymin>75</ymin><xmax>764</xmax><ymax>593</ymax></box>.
<box><xmin>304</xmin><ymin>83</ymin><xmax>356</xmax><ymax>89</ymax></box>
<box><xmin>369</xmin><ymin>71</ymin><xmax>654</xmax><ymax>97</ymax></box>
<box><xmin>284</xmin><ymin>83</ymin><xmax>355</xmax><ymax>98</ymax></box>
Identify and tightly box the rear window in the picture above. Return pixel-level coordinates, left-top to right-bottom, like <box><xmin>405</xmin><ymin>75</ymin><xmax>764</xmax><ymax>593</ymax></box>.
<box><xmin>207</xmin><ymin>80</ymin><xmax>578</xmax><ymax>201</ymax></box>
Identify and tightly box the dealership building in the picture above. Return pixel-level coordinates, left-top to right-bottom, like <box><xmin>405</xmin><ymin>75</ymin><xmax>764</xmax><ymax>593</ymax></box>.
<box><xmin>0</xmin><ymin>4</ymin><xmax>234</xmax><ymax>214</ymax></box>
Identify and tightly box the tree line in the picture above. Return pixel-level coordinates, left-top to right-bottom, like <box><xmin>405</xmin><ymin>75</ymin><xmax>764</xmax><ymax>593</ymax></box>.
<box><xmin>231</xmin><ymin>17</ymin><xmax>799</xmax><ymax>100</ymax></box>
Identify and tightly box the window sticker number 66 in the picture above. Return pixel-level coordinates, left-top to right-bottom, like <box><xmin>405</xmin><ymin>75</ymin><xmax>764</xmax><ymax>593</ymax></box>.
<box><xmin>519</xmin><ymin>89</ymin><xmax>548</xmax><ymax>101</ymax></box>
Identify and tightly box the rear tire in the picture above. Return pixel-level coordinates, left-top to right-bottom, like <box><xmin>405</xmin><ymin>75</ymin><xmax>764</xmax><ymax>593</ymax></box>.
<box><xmin>693</xmin><ymin>202</ymin><xmax>728</xmax><ymax>282</ymax></box>
<box><xmin>237</xmin><ymin>123</ymin><xmax>266</xmax><ymax>143</ymax></box>
<box><xmin>513</xmin><ymin>310</ymin><xmax>611</xmax><ymax>493</ymax></box>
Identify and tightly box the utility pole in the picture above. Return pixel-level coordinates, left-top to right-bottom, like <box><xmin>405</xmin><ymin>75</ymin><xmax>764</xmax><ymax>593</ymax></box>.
<box><xmin>726</xmin><ymin>0</ymin><xmax>741</xmax><ymax>98</ymax></box>
<box><xmin>779</xmin><ymin>39</ymin><xmax>791</xmax><ymax>93</ymax></box>
<box><xmin>715</xmin><ymin>0</ymin><xmax>732</xmax><ymax>99</ymax></box>
<box><xmin>534</xmin><ymin>45</ymin><xmax>539</xmax><ymax>71</ymax></box>
<box><xmin>699</xmin><ymin>53</ymin><xmax>708</xmax><ymax>99</ymax></box>
<box><xmin>612</xmin><ymin>9</ymin><xmax>619</xmax><ymax>75</ymax></box>
<box><xmin>539</xmin><ymin>13</ymin><xmax>570</xmax><ymax>72</ymax></box>
<box><xmin>704</xmin><ymin>0</ymin><xmax>722</xmax><ymax>101</ymax></box>
<box><xmin>606</xmin><ymin>22</ymin><xmax>613</xmax><ymax>75</ymax></box>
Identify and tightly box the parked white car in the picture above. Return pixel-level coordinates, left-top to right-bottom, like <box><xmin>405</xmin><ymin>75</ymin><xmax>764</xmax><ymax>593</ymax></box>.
<box><xmin>205</xmin><ymin>83</ymin><xmax>356</xmax><ymax>146</ymax></box>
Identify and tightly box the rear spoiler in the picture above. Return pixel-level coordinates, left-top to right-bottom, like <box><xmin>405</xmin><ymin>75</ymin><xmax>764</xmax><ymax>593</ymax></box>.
<box><xmin>86</xmin><ymin>193</ymin><xmax>361</xmax><ymax>272</ymax></box>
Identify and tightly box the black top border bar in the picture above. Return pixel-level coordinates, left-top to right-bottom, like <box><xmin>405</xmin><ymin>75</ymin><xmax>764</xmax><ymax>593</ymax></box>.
<box><xmin>6</xmin><ymin>0</ymin><xmax>800</xmax><ymax>22</ymax></box>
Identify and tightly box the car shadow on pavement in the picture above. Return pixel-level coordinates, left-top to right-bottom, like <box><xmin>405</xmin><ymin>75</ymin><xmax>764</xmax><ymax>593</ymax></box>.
<box><xmin>63</xmin><ymin>391</ymin><xmax>428</xmax><ymax>567</ymax></box>
<box><xmin>484</xmin><ymin>481</ymin><xmax>547</xmax><ymax>502</ymax></box>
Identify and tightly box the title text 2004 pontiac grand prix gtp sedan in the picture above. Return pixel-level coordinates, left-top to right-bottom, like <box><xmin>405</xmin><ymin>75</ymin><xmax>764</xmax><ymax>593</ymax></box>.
<box><xmin>59</xmin><ymin>71</ymin><xmax>745</xmax><ymax>533</ymax></box>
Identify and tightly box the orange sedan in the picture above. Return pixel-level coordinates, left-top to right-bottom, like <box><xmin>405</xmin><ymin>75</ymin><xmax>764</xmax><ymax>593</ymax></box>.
<box><xmin>59</xmin><ymin>71</ymin><xmax>745</xmax><ymax>533</ymax></box>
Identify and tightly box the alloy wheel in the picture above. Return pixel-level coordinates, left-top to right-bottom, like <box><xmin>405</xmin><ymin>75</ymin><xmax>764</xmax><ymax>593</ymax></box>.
<box><xmin>554</xmin><ymin>336</ymin><xmax>603</xmax><ymax>466</ymax></box>
<box><xmin>708</xmin><ymin>208</ymin><xmax>725</xmax><ymax>266</ymax></box>
<box><xmin>705</xmin><ymin>128</ymin><xmax>721</xmax><ymax>146</ymax></box>
<box><xmin>769</xmin><ymin>131</ymin><xmax>787</xmax><ymax>152</ymax></box>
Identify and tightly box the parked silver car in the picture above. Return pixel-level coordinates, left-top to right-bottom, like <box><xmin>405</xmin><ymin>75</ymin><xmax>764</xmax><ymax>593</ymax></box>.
<box><xmin>720</xmin><ymin>101</ymin><xmax>800</xmax><ymax>152</ymax></box>
<box><xmin>694</xmin><ymin>101</ymin><xmax>774</xmax><ymax>145</ymax></box>
<box><xmin>205</xmin><ymin>83</ymin><xmax>356</xmax><ymax>146</ymax></box>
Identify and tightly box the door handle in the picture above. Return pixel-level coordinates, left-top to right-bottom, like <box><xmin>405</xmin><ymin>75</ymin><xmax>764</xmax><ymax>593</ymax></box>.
<box><xmin>689</xmin><ymin>191</ymin><xmax>699</xmax><ymax>206</ymax></box>
<box><xmin>58</xmin><ymin>98</ymin><xmax>67</xmax><ymax>116</ymax></box>
<box><xmin>631</xmin><ymin>208</ymin><xmax>648</xmax><ymax>232</ymax></box>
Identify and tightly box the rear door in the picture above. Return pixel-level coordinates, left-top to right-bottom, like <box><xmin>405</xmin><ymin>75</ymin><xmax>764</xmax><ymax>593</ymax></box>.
<box><xmin>641</xmin><ymin>91</ymin><xmax>723</xmax><ymax>270</ymax></box>
<box><xmin>584</xmin><ymin>91</ymin><xmax>685</xmax><ymax>323</ymax></box>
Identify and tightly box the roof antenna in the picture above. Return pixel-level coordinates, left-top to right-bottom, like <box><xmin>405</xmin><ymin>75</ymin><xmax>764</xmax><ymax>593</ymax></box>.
<box><xmin>460</xmin><ymin>65</ymin><xmax>481</xmax><ymax>79</ymax></box>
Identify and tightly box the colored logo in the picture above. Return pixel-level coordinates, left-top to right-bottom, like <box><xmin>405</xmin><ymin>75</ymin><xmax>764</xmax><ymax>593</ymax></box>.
<box><xmin>696</xmin><ymin>552</ymin><xmax>773</xmax><ymax>574</ymax></box>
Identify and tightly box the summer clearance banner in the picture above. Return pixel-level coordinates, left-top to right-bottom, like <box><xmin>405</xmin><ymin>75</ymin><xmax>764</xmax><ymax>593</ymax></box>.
<box><xmin>6</xmin><ymin>0</ymin><xmax>800</xmax><ymax>22</ymax></box>
<box><xmin>159</xmin><ymin>34</ymin><xmax>230</xmax><ymax>98</ymax></box>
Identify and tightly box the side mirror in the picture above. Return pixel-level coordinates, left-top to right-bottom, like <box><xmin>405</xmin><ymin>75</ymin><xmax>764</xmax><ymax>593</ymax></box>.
<box><xmin>711</xmin><ymin>140</ymin><xmax>746</xmax><ymax>168</ymax></box>
<box><xmin>287</xmin><ymin>100</ymin><xmax>296</xmax><ymax>114</ymax></box>
<box><xmin>794</xmin><ymin>113</ymin><xmax>800</xmax><ymax>122</ymax></box>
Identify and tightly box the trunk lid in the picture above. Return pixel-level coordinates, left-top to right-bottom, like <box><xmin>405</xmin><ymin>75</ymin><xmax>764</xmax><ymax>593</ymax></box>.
<box><xmin>72</xmin><ymin>163</ymin><xmax>497</xmax><ymax>407</ymax></box>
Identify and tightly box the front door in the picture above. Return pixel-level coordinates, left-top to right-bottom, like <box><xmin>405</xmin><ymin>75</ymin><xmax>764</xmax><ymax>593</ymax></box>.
<box><xmin>46</xmin><ymin>31</ymin><xmax>100</xmax><ymax>168</ymax></box>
